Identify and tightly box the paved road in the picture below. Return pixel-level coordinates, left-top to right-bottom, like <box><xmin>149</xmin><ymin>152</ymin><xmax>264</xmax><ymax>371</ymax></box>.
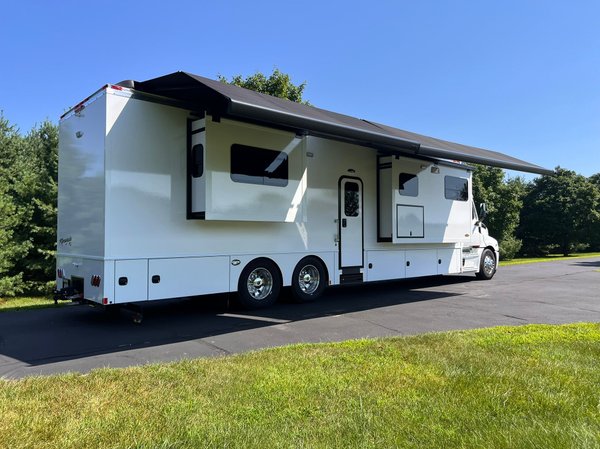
<box><xmin>1</xmin><ymin>257</ymin><xmax>599</xmax><ymax>379</ymax></box>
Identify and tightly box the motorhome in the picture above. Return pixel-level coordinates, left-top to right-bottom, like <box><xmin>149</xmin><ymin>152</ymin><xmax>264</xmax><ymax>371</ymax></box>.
<box><xmin>55</xmin><ymin>72</ymin><xmax>550</xmax><ymax>314</ymax></box>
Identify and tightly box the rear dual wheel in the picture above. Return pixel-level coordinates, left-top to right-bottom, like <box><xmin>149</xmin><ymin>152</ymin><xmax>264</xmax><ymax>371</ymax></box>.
<box><xmin>237</xmin><ymin>256</ymin><xmax>328</xmax><ymax>308</ymax></box>
<box><xmin>237</xmin><ymin>258</ymin><xmax>281</xmax><ymax>309</ymax></box>
<box><xmin>291</xmin><ymin>256</ymin><xmax>327</xmax><ymax>303</ymax></box>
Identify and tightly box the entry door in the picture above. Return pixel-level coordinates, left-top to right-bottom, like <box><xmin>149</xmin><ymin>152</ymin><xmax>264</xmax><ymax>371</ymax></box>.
<box><xmin>339</xmin><ymin>177</ymin><xmax>364</xmax><ymax>268</ymax></box>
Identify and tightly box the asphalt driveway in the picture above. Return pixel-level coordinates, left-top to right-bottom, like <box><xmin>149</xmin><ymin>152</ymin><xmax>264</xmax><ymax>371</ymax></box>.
<box><xmin>1</xmin><ymin>257</ymin><xmax>599</xmax><ymax>379</ymax></box>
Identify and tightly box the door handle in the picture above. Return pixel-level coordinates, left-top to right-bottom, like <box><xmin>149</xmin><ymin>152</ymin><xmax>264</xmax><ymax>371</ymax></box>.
<box><xmin>342</xmin><ymin>218</ymin><xmax>347</xmax><ymax>228</ymax></box>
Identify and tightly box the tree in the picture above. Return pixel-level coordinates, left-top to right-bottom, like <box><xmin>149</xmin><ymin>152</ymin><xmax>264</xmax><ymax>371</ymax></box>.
<box><xmin>218</xmin><ymin>69</ymin><xmax>309</xmax><ymax>104</ymax></box>
<box><xmin>472</xmin><ymin>165</ymin><xmax>526</xmax><ymax>259</ymax></box>
<box><xmin>519</xmin><ymin>167</ymin><xmax>600</xmax><ymax>256</ymax></box>
<box><xmin>0</xmin><ymin>115</ymin><xmax>58</xmax><ymax>296</ymax></box>
<box><xmin>0</xmin><ymin>115</ymin><xmax>32</xmax><ymax>296</ymax></box>
<box><xmin>19</xmin><ymin>121</ymin><xmax>58</xmax><ymax>293</ymax></box>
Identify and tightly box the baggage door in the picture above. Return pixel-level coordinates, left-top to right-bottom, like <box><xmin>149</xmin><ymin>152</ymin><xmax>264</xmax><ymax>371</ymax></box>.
<box><xmin>339</xmin><ymin>177</ymin><xmax>364</xmax><ymax>268</ymax></box>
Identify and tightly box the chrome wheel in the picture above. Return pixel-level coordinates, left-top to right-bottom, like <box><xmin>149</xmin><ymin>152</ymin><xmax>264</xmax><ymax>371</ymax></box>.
<box><xmin>298</xmin><ymin>264</ymin><xmax>320</xmax><ymax>295</ymax></box>
<box><xmin>483</xmin><ymin>254</ymin><xmax>495</xmax><ymax>277</ymax></box>
<box><xmin>292</xmin><ymin>257</ymin><xmax>327</xmax><ymax>302</ymax></box>
<box><xmin>476</xmin><ymin>249</ymin><xmax>497</xmax><ymax>280</ymax></box>
<box><xmin>246</xmin><ymin>268</ymin><xmax>273</xmax><ymax>300</ymax></box>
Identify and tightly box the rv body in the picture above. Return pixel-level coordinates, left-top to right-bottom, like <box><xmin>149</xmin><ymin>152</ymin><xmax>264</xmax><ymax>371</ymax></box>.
<box><xmin>56</xmin><ymin>83</ymin><xmax>499</xmax><ymax>308</ymax></box>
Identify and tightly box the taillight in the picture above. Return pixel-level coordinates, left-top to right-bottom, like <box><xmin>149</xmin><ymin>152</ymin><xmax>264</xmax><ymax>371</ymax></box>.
<box><xmin>57</xmin><ymin>268</ymin><xmax>64</xmax><ymax>278</ymax></box>
<box><xmin>91</xmin><ymin>275</ymin><xmax>101</xmax><ymax>287</ymax></box>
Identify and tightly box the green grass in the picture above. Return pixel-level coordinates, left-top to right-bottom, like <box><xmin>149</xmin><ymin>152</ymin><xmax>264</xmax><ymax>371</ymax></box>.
<box><xmin>500</xmin><ymin>252</ymin><xmax>600</xmax><ymax>266</ymax></box>
<box><xmin>0</xmin><ymin>296</ymin><xmax>65</xmax><ymax>313</ymax></box>
<box><xmin>1</xmin><ymin>323</ymin><xmax>599</xmax><ymax>448</ymax></box>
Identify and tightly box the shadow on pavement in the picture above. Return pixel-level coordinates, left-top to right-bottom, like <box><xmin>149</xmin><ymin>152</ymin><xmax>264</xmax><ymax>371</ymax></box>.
<box><xmin>570</xmin><ymin>260</ymin><xmax>600</xmax><ymax>268</ymax></box>
<box><xmin>0</xmin><ymin>275</ymin><xmax>468</xmax><ymax>368</ymax></box>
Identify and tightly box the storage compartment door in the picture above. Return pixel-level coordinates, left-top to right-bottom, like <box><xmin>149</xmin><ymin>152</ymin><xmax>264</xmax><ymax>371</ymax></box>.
<box><xmin>405</xmin><ymin>250</ymin><xmax>437</xmax><ymax>278</ymax></box>
<box><xmin>396</xmin><ymin>205</ymin><xmax>424</xmax><ymax>238</ymax></box>
<box><xmin>437</xmin><ymin>248</ymin><xmax>462</xmax><ymax>274</ymax></box>
<box><xmin>148</xmin><ymin>256</ymin><xmax>230</xmax><ymax>300</ymax></box>
<box><xmin>114</xmin><ymin>259</ymin><xmax>148</xmax><ymax>303</ymax></box>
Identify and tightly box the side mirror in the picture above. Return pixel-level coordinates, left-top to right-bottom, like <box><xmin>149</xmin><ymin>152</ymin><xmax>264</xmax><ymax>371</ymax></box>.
<box><xmin>479</xmin><ymin>203</ymin><xmax>487</xmax><ymax>221</ymax></box>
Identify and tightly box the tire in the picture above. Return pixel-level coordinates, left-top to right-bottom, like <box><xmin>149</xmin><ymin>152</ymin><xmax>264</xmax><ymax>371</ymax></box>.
<box><xmin>237</xmin><ymin>258</ymin><xmax>281</xmax><ymax>309</ymax></box>
<box><xmin>476</xmin><ymin>248</ymin><xmax>497</xmax><ymax>280</ymax></box>
<box><xmin>291</xmin><ymin>256</ymin><xmax>327</xmax><ymax>303</ymax></box>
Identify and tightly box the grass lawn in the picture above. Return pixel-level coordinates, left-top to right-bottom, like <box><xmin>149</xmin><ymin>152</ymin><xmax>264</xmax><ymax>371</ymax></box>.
<box><xmin>0</xmin><ymin>296</ymin><xmax>64</xmax><ymax>313</ymax></box>
<box><xmin>500</xmin><ymin>252</ymin><xmax>600</xmax><ymax>266</ymax></box>
<box><xmin>1</xmin><ymin>323</ymin><xmax>599</xmax><ymax>448</ymax></box>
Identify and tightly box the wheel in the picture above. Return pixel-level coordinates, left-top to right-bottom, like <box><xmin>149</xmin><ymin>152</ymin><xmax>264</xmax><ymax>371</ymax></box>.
<box><xmin>476</xmin><ymin>248</ymin><xmax>496</xmax><ymax>280</ymax></box>
<box><xmin>237</xmin><ymin>258</ymin><xmax>281</xmax><ymax>309</ymax></box>
<box><xmin>291</xmin><ymin>256</ymin><xmax>328</xmax><ymax>303</ymax></box>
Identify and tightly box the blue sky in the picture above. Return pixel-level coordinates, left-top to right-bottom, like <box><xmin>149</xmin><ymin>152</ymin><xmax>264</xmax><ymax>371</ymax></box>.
<box><xmin>1</xmin><ymin>0</ymin><xmax>598</xmax><ymax>178</ymax></box>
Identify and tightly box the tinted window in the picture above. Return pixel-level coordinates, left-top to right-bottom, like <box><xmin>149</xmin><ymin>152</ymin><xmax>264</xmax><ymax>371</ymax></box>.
<box><xmin>191</xmin><ymin>144</ymin><xmax>203</xmax><ymax>178</ymax></box>
<box><xmin>399</xmin><ymin>173</ymin><xmax>418</xmax><ymax>197</ymax></box>
<box><xmin>445</xmin><ymin>176</ymin><xmax>468</xmax><ymax>201</ymax></box>
<box><xmin>344</xmin><ymin>182</ymin><xmax>360</xmax><ymax>217</ymax></box>
<box><xmin>231</xmin><ymin>144</ymin><xmax>288</xmax><ymax>187</ymax></box>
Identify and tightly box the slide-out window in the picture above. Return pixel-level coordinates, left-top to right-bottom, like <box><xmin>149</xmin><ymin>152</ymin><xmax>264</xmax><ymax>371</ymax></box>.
<box><xmin>191</xmin><ymin>144</ymin><xmax>204</xmax><ymax>178</ymax></box>
<box><xmin>230</xmin><ymin>144</ymin><xmax>288</xmax><ymax>187</ymax></box>
<box><xmin>399</xmin><ymin>173</ymin><xmax>418</xmax><ymax>197</ymax></box>
<box><xmin>444</xmin><ymin>176</ymin><xmax>468</xmax><ymax>201</ymax></box>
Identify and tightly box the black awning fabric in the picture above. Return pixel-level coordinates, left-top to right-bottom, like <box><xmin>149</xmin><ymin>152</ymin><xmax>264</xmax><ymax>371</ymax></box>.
<box><xmin>135</xmin><ymin>71</ymin><xmax>551</xmax><ymax>175</ymax></box>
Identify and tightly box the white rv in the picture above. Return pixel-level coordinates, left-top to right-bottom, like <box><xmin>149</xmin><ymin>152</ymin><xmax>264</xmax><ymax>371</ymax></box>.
<box><xmin>55</xmin><ymin>72</ymin><xmax>550</xmax><ymax>312</ymax></box>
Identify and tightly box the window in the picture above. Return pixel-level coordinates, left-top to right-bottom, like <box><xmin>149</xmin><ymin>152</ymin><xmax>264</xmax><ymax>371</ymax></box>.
<box><xmin>230</xmin><ymin>144</ymin><xmax>288</xmax><ymax>187</ymax></box>
<box><xmin>191</xmin><ymin>144</ymin><xmax>204</xmax><ymax>178</ymax></box>
<box><xmin>444</xmin><ymin>176</ymin><xmax>468</xmax><ymax>201</ymax></box>
<box><xmin>399</xmin><ymin>173</ymin><xmax>418</xmax><ymax>197</ymax></box>
<box><xmin>344</xmin><ymin>182</ymin><xmax>360</xmax><ymax>217</ymax></box>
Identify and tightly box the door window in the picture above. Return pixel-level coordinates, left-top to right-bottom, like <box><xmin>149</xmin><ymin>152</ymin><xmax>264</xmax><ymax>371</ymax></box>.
<box><xmin>344</xmin><ymin>181</ymin><xmax>360</xmax><ymax>217</ymax></box>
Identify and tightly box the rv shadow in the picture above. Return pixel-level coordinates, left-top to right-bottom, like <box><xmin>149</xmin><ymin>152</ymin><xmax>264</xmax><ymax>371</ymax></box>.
<box><xmin>0</xmin><ymin>275</ymin><xmax>468</xmax><ymax>369</ymax></box>
<box><xmin>570</xmin><ymin>260</ymin><xmax>600</xmax><ymax>268</ymax></box>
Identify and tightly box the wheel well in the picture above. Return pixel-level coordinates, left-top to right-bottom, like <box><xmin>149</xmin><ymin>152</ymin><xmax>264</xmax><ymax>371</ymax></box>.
<box><xmin>485</xmin><ymin>246</ymin><xmax>497</xmax><ymax>260</ymax></box>
<box><xmin>241</xmin><ymin>257</ymin><xmax>283</xmax><ymax>284</ymax></box>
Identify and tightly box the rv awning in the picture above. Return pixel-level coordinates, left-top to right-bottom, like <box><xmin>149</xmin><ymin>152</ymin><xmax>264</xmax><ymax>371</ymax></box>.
<box><xmin>133</xmin><ymin>71</ymin><xmax>552</xmax><ymax>175</ymax></box>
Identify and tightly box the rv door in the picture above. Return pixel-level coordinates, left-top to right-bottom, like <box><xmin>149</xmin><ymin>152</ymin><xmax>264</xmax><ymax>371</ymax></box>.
<box><xmin>339</xmin><ymin>177</ymin><xmax>364</xmax><ymax>268</ymax></box>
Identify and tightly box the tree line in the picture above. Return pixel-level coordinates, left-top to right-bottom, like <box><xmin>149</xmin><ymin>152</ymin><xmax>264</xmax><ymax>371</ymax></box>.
<box><xmin>1</xmin><ymin>115</ymin><xmax>57</xmax><ymax>296</ymax></box>
<box><xmin>1</xmin><ymin>71</ymin><xmax>599</xmax><ymax>296</ymax></box>
<box><xmin>473</xmin><ymin>165</ymin><xmax>600</xmax><ymax>259</ymax></box>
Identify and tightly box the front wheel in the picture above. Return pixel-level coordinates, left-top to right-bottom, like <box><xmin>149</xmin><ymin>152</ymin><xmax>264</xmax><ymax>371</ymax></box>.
<box><xmin>476</xmin><ymin>248</ymin><xmax>497</xmax><ymax>280</ymax></box>
<box><xmin>291</xmin><ymin>257</ymin><xmax>327</xmax><ymax>302</ymax></box>
<box><xmin>237</xmin><ymin>258</ymin><xmax>281</xmax><ymax>309</ymax></box>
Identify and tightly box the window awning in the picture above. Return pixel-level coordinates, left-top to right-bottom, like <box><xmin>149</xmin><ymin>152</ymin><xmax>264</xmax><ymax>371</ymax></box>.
<box><xmin>133</xmin><ymin>71</ymin><xmax>552</xmax><ymax>175</ymax></box>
